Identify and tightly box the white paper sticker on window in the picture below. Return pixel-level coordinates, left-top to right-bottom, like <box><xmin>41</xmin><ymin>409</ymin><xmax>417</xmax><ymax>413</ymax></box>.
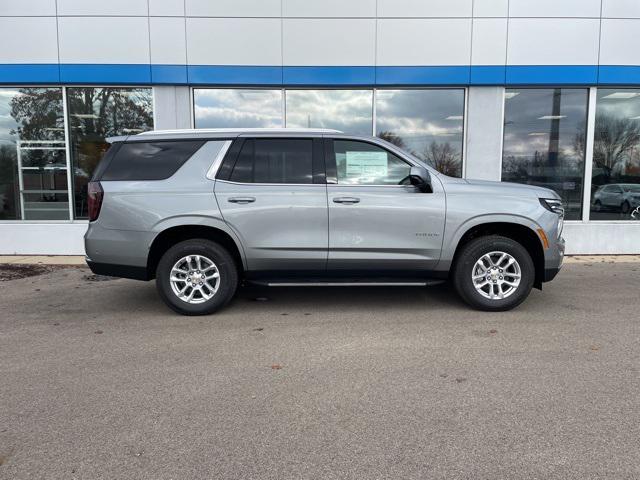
<box><xmin>345</xmin><ymin>151</ymin><xmax>387</xmax><ymax>180</ymax></box>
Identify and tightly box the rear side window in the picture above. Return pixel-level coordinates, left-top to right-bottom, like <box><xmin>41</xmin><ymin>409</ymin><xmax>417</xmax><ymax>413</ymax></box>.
<box><xmin>100</xmin><ymin>140</ymin><xmax>205</xmax><ymax>181</ymax></box>
<box><xmin>230</xmin><ymin>138</ymin><xmax>313</xmax><ymax>184</ymax></box>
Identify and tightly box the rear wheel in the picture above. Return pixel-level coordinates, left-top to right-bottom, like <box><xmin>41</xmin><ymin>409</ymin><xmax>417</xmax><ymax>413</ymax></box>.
<box><xmin>621</xmin><ymin>201</ymin><xmax>631</xmax><ymax>214</ymax></box>
<box><xmin>452</xmin><ymin>235</ymin><xmax>535</xmax><ymax>311</ymax></box>
<box><xmin>156</xmin><ymin>239</ymin><xmax>238</xmax><ymax>315</ymax></box>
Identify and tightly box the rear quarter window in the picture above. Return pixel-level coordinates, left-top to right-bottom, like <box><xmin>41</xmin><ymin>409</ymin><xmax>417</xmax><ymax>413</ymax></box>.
<box><xmin>100</xmin><ymin>140</ymin><xmax>205</xmax><ymax>181</ymax></box>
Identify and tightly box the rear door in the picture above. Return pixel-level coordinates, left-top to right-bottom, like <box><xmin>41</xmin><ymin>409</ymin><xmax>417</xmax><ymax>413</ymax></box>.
<box><xmin>214</xmin><ymin>136</ymin><xmax>328</xmax><ymax>272</ymax></box>
<box><xmin>325</xmin><ymin>138</ymin><xmax>446</xmax><ymax>273</ymax></box>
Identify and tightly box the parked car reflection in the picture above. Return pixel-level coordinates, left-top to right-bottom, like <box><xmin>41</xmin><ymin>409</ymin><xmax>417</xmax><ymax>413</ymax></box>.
<box><xmin>592</xmin><ymin>183</ymin><xmax>640</xmax><ymax>214</ymax></box>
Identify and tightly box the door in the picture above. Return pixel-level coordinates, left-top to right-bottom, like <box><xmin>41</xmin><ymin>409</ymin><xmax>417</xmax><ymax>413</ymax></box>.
<box><xmin>325</xmin><ymin>138</ymin><xmax>446</xmax><ymax>273</ymax></box>
<box><xmin>215</xmin><ymin>137</ymin><xmax>328</xmax><ymax>271</ymax></box>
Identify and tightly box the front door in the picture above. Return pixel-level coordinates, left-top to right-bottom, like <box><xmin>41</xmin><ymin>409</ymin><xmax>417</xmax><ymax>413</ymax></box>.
<box><xmin>215</xmin><ymin>137</ymin><xmax>328</xmax><ymax>271</ymax></box>
<box><xmin>325</xmin><ymin>138</ymin><xmax>446</xmax><ymax>273</ymax></box>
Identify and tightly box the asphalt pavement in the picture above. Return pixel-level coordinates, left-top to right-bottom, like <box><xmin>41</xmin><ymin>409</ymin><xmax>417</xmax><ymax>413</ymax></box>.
<box><xmin>1</xmin><ymin>262</ymin><xmax>639</xmax><ymax>479</ymax></box>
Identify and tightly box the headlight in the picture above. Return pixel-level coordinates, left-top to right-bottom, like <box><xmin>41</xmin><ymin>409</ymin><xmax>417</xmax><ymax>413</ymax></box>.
<box><xmin>539</xmin><ymin>198</ymin><xmax>565</xmax><ymax>216</ymax></box>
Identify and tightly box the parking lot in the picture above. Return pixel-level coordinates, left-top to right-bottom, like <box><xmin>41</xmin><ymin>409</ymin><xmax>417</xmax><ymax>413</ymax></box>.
<box><xmin>1</xmin><ymin>261</ymin><xmax>639</xmax><ymax>479</ymax></box>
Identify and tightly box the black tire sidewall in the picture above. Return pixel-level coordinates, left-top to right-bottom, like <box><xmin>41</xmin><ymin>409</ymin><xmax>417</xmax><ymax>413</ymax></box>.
<box><xmin>156</xmin><ymin>239</ymin><xmax>238</xmax><ymax>315</ymax></box>
<box><xmin>621</xmin><ymin>201</ymin><xmax>630</xmax><ymax>214</ymax></box>
<box><xmin>453</xmin><ymin>236</ymin><xmax>535</xmax><ymax>311</ymax></box>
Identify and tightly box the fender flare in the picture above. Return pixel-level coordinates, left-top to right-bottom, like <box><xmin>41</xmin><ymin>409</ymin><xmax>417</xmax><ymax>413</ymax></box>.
<box><xmin>149</xmin><ymin>215</ymin><xmax>248</xmax><ymax>270</ymax></box>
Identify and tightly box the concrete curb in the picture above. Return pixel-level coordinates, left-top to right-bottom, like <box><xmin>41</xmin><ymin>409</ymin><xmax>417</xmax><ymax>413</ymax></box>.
<box><xmin>1</xmin><ymin>254</ymin><xmax>640</xmax><ymax>265</ymax></box>
<box><xmin>0</xmin><ymin>256</ymin><xmax>86</xmax><ymax>265</ymax></box>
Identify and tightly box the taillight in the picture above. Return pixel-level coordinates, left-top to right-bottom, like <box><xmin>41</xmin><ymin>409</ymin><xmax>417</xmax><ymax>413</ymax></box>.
<box><xmin>87</xmin><ymin>181</ymin><xmax>104</xmax><ymax>221</ymax></box>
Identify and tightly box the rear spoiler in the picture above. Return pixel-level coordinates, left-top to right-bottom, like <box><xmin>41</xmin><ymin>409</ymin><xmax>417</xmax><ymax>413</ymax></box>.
<box><xmin>105</xmin><ymin>135</ymin><xmax>129</xmax><ymax>144</ymax></box>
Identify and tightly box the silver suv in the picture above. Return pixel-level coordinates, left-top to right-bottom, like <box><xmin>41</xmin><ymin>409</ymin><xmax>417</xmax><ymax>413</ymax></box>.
<box><xmin>85</xmin><ymin>128</ymin><xmax>565</xmax><ymax>315</ymax></box>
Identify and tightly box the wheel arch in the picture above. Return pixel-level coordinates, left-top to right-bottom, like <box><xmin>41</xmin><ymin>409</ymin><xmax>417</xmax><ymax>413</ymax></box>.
<box><xmin>449</xmin><ymin>221</ymin><xmax>545</xmax><ymax>289</ymax></box>
<box><xmin>147</xmin><ymin>222</ymin><xmax>246</xmax><ymax>279</ymax></box>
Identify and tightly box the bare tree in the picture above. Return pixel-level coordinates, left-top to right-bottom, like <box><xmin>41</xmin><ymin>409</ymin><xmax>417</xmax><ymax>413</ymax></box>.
<box><xmin>421</xmin><ymin>141</ymin><xmax>461</xmax><ymax>177</ymax></box>
<box><xmin>377</xmin><ymin>130</ymin><xmax>407</xmax><ymax>150</ymax></box>
<box><xmin>590</xmin><ymin>114</ymin><xmax>640</xmax><ymax>177</ymax></box>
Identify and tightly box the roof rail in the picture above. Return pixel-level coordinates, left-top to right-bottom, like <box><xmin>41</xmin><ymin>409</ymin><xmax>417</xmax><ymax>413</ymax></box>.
<box><xmin>137</xmin><ymin>127</ymin><xmax>343</xmax><ymax>136</ymax></box>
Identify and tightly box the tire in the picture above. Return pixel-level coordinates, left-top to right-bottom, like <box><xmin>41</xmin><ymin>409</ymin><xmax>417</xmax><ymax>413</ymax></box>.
<box><xmin>452</xmin><ymin>235</ymin><xmax>535</xmax><ymax>312</ymax></box>
<box><xmin>155</xmin><ymin>239</ymin><xmax>239</xmax><ymax>316</ymax></box>
<box><xmin>594</xmin><ymin>200</ymin><xmax>602</xmax><ymax>212</ymax></box>
<box><xmin>621</xmin><ymin>201</ymin><xmax>631</xmax><ymax>214</ymax></box>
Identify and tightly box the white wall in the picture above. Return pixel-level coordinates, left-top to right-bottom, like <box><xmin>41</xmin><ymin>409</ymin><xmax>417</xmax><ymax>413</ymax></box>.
<box><xmin>2</xmin><ymin>0</ymin><xmax>640</xmax><ymax>70</ymax></box>
<box><xmin>1</xmin><ymin>224</ymin><xmax>87</xmax><ymax>255</ymax></box>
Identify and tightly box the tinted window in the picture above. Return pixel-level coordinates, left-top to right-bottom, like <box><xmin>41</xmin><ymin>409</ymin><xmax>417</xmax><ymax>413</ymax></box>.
<box><xmin>100</xmin><ymin>140</ymin><xmax>204</xmax><ymax>181</ymax></box>
<box><xmin>376</xmin><ymin>89</ymin><xmax>465</xmax><ymax>177</ymax></box>
<box><xmin>230</xmin><ymin>139</ymin><xmax>313</xmax><ymax>184</ymax></box>
<box><xmin>193</xmin><ymin>89</ymin><xmax>283</xmax><ymax>128</ymax></box>
<box><xmin>333</xmin><ymin>140</ymin><xmax>411</xmax><ymax>185</ymax></box>
<box><xmin>502</xmin><ymin>88</ymin><xmax>588</xmax><ymax>220</ymax></box>
<box><xmin>0</xmin><ymin>87</ymin><xmax>69</xmax><ymax>220</ymax></box>
<box><xmin>590</xmin><ymin>89</ymin><xmax>640</xmax><ymax>221</ymax></box>
<box><xmin>67</xmin><ymin>87</ymin><xmax>153</xmax><ymax>217</ymax></box>
<box><xmin>285</xmin><ymin>90</ymin><xmax>373</xmax><ymax>135</ymax></box>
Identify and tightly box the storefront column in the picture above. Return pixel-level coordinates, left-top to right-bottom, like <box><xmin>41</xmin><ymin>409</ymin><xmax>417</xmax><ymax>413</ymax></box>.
<box><xmin>152</xmin><ymin>86</ymin><xmax>192</xmax><ymax>130</ymax></box>
<box><xmin>464</xmin><ymin>86</ymin><xmax>505</xmax><ymax>181</ymax></box>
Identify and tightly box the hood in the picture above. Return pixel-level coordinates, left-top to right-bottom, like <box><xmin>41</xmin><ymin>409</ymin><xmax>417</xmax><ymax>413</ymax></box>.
<box><xmin>439</xmin><ymin>176</ymin><xmax>560</xmax><ymax>200</ymax></box>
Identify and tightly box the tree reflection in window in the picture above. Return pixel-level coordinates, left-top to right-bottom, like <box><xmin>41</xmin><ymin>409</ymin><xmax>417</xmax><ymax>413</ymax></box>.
<box><xmin>502</xmin><ymin>88</ymin><xmax>588</xmax><ymax>220</ymax></box>
<box><xmin>0</xmin><ymin>88</ymin><xmax>66</xmax><ymax>220</ymax></box>
<box><xmin>375</xmin><ymin>90</ymin><xmax>464</xmax><ymax>177</ymax></box>
<box><xmin>590</xmin><ymin>90</ymin><xmax>640</xmax><ymax>220</ymax></box>
<box><xmin>66</xmin><ymin>88</ymin><xmax>153</xmax><ymax>219</ymax></box>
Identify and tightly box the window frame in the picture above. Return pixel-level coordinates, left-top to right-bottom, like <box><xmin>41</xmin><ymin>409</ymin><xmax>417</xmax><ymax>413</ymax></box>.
<box><xmin>323</xmin><ymin>137</ymin><xmax>417</xmax><ymax>188</ymax></box>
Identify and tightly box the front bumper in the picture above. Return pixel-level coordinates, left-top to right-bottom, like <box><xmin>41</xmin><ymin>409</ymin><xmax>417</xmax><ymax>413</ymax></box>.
<box><xmin>543</xmin><ymin>235</ymin><xmax>565</xmax><ymax>282</ymax></box>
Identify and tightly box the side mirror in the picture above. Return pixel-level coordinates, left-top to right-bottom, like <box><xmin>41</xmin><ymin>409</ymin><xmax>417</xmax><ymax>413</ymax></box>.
<box><xmin>409</xmin><ymin>166</ymin><xmax>432</xmax><ymax>193</ymax></box>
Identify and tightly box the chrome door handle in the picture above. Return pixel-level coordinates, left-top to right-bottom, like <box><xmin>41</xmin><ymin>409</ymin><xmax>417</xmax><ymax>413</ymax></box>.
<box><xmin>333</xmin><ymin>197</ymin><xmax>360</xmax><ymax>204</ymax></box>
<box><xmin>228</xmin><ymin>197</ymin><xmax>256</xmax><ymax>204</ymax></box>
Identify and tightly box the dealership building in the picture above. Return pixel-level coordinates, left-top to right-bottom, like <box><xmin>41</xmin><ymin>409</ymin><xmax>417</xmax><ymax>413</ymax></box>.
<box><xmin>1</xmin><ymin>0</ymin><xmax>640</xmax><ymax>255</ymax></box>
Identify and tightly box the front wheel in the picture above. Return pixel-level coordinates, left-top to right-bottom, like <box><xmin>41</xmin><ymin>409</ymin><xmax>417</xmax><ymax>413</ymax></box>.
<box><xmin>156</xmin><ymin>239</ymin><xmax>238</xmax><ymax>315</ymax></box>
<box><xmin>452</xmin><ymin>236</ymin><xmax>535</xmax><ymax>311</ymax></box>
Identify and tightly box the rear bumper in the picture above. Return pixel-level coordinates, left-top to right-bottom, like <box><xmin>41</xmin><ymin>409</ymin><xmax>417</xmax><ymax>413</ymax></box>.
<box><xmin>86</xmin><ymin>258</ymin><xmax>149</xmax><ymax>281</ymax></box>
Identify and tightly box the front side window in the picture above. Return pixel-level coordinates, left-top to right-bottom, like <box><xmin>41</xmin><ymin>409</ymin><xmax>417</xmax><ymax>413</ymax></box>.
<box><xmin>0</xmin><ymin>87</ymin><xmax>68</xmax><ymax>220</ymax></box>
<box><xmin>375</xmin><ymin>89</ymin><xmax>465</xmax><ymax>177</ymax></box>
<box><xmin>502</xmin><ymin>88</ymin><xmax>588</xmax><ymax>220</ymax></box>
<box><xmin>285</xmin><ymin>90</ymin><xmax>373</xmax><ymax>135</ymax></box>
<box><xmin>194</xmin><ymin>89</ymin><xmax>283</xmax><ymax>129</ymax></box>
<box><xmin>230</xmin><ymin>138</ymin><xmax>313</xmax><ymax>184</ymax></box>
<box><xmin>67</xmin><ymin>88</ymin><xmax>153</xmax><ymax>218</ymax></box>
<box><xmin>591</xmin><ymin>89</ymin><xmax>640</xmax><ymax>220</ymax></box>
<box><xmin>333</xmin><ymin>140</ymin><xmax>411</xmax><ymax>186</ymax></box>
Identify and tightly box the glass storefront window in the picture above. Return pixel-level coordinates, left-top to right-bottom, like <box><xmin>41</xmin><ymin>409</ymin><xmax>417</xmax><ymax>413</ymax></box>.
<box><xmin>590</xmin><ymin>89</ymin><xmax>640</xmax><ymax>220</ymax></box>
<box><xmin>193</xmin><ymin>89</ymin><xmax>283</xmax><ymax>129</ymax></box>
<box><xmin>67</xmin><ymin>88</ymin><xmax>153</xmax><ymax>219</ymax></box>
<box><xmin>0</xmin><ymin>88</ymin><xmax>68</xmax><ymax>220</ymax></box>
<box><xmin>375</xmin><ymin>89</ymin><xmax>465</xmax><ymax>177</ymax></box>
<box><xmin>285</xmin><ymin>90</ymin><xmax>373</xmax><ymax>135</ymax></box>
<box><xmin>502</xmin><ymin>88</ymin><xmax>588</xmax><ymax>220</ymax></box>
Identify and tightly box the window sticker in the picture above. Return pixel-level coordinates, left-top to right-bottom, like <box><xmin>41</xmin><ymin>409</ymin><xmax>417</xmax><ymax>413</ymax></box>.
<box><xmin>345</xmin><ymin>151</ymin><xmax>388</xmax><ymax>181</ymax></box>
